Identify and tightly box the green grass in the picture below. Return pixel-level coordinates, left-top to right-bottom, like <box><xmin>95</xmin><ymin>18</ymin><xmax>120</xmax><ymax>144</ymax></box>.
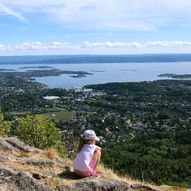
<box><xmin>6</xmin><ymin>108</ymin><xmax>75</xmax><ymax>122</ymax></box>
<box><xmin>40</xmin><ymin>111</ymin><xmax>75</xmax><ymax>122</ymax></box>
<box><xmin>38</xmin><ymin>107</ymin><xmax>61</xmax><ymax>112</ymax></box>
<box><xmin>5</xmin><ymin>111</ymin><xmax>31</xmax><ymax>116</ymax></box>
<box><xmin>94</xmin><ymin>91</ymin><xmax>106</xmax><ymax>95</ymax></box>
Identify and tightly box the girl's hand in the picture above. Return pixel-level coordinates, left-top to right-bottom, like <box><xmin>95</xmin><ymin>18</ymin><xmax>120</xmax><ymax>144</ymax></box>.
<box><xmin>95</xmin><ymin>146</ymin><xmax>101</xmax><ymax>152</ymax></box>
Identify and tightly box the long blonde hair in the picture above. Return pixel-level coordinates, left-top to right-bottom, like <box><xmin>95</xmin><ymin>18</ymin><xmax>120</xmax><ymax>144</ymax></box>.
<box><xmin>77</xmin><ymin>137</ymin><xmax>93</xmax><ymax>153</ymax></box>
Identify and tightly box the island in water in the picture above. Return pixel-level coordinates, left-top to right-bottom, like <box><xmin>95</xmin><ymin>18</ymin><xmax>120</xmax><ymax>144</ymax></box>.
<box><xmin>158</xmin><ymin>73</ymin><xmax>191</xmax><ymax>79</ymax></box>
<box><xmin>19</xmin><ymin>66</ymin><xmax>54</xmax><ymax>69</ymax></box>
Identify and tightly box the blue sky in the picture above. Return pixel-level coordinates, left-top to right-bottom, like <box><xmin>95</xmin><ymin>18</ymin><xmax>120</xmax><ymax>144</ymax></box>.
<box><xmin>0</xmin><ymin>0</ymin><xmax>191</xmax><ymax>55</ymax></box>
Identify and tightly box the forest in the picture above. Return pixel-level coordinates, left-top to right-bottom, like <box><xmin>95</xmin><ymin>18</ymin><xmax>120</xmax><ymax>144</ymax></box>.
<box><xmin>101</xmin><ymin>130</ymin><xmax>191</xmax><ymax>187</ymax></box>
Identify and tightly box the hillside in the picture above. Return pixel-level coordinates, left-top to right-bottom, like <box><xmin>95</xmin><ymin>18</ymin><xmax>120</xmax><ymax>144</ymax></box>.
<box><xmin>0</xmin><ymin>71</ymin><xmax>191</xmax><ymax>190</ymax></box>
<box><xmin>0</xmin><ymin>136</ymin><xmax>182</xmax><ymax>191</ymax></box>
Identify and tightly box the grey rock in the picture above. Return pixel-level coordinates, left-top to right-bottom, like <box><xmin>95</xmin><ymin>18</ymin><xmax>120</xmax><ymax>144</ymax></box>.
<box><xmin>0</xmin><ymin>137</ymin><xmax>19</xmax><ymax>153</ymax></box>
<box><xmin>19</xmin><ymin>158</ymin><xmax>70</xmax><ymax>171</ymax></box>
<box><xmin>0</xmin><ymin>164</ymin><xmax>16</xmax><ymax>177</ymax></box>
<box><xmin>0</xmin><ymin>155</ymin><xmax>10</xmax><ymax>162</ymax></box>
<box><xmin>42</xmin><ymin>160</ymin><xmax>55</xmax><ymax>166</ymax></box>
<box><xmin>40</xmin><ymin>170</ymin><xmax>56</xmax><ymax>178</ymax></box>
<box><xmin>32</xmin><ymin>170</ymin><xmax>57</xmax><ymax>180</ymax></box>
<box><xmin>10</xmin><ymin>172</ymin><xmax>54</xmax><ymax>191</ymax></box>
<box><xmin>131</xmin><ymin>184</ymin><xmax>157</xmax><ymax>191</ymax></box>
<box><xmin>0</xmin><ymin>176</ymin><xmax>9</xmax><ymax>183</ymax></box>
<box><xmin>0</xmin><ymin>184</ymin><xmax>12</xmax><ymax>191</ymax></box>
<box><xmin>32</xmin><ymin>147</ymin><xmax>43</xmax><ymax>153</ymax></box>
<box><xmin>19</xmin><ymin>158</ymin><xmax>55</xmax><ymax>166</ymax></box>
<box><xmin>57</xmin><ymin>178</ymin><xmax>133</xmax><ymax>191</ymax></box>
<box><xmin>5</xmin><ymin>137</ymin><xmax>42</xmax><ymax>153</ymax></box>
<box><xmin>55</xmin><ymin>162</ymin><xmax>70</xmax><ymax>170</ymax></box>
<box><xmin>0</xmin><ymin>177</ymin><xmax>12</xmax><ymax>191</ymax></box>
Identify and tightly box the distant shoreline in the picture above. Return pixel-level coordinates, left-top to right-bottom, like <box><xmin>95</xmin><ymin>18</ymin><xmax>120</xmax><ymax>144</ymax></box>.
<box><xmin>158</xmin><ymin>73</ymin><xmax>191</xmax><ymax>80</ymax></box>
<box><xmin>1</xmin><ymin>54</ymin><xmax>191</xmax><ymax>64</ymax></box>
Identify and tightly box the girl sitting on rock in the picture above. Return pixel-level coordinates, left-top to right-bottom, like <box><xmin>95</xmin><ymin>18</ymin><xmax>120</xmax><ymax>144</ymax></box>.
<box><xmin>73</xmin><ymin>130</ymin><xmax>101</xmax><ymax>177</ymax></box>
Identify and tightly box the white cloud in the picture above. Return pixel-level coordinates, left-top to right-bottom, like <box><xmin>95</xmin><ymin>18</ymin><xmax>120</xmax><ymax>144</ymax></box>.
<box><xmin>15</xmin><ymin>42</ymin><xmax>47</xmax><ymax>50</ymax></box>
<box><xmin>82</xmin><ymin>41</ymin><xmax>143</xmax><ymax>49</ymax></box>
<box><xmin>82</xmin><ymin>41</ymin><xmax>126</xmax><ymax>48</ymax></box>
<box><xmin>0</xmin><ymin>40</ymin><xmax>191</xmax><ymax>55</ymax></box>
<box><xmin>1</xmin><ymin>0</ymin><xmax>191</xmax><ymax>30</ymax></box>
<box><xmin>0</xmin><ymin>44</ymin><xmax>5</xmax><ymax>50</ymax></box>
<box><xmin>51</xmin><ymin>42</ymin><xmax>77</xmax><ymax>49</ymax></box>
<box><xmin>146</xmin><ymin>41</ymin><xmax>191</xmax><ymax>47</ymax></box>
<box><xmin>14</xmin><ymin>41</ymin><xmax>79</xmax><ymax>51</ymax></box>
<box><xmin>0</xmin><ymin>3</ymin><xmax>27</xmax><ymax>23</ymax></box>
<box><xmin>127</xmin><ymin>42</ymin><xmax>143</xmax><ymax>48</ymax></box>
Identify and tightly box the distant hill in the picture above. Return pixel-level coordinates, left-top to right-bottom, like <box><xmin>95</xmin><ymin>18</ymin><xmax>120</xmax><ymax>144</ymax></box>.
<box><xmin>1</xmin><ymin>54</ymin><xmax>191</xmax><ymax>64</ymax></box>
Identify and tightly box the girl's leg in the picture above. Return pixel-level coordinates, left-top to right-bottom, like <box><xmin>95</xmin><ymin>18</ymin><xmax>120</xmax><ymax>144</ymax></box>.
<box><xmin>91</xmin><ymin>150</ymin><xmax>101</xmax><ymax>170</ymax></box>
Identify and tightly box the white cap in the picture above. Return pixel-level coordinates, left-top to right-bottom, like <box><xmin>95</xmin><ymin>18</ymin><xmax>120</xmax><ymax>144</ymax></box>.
<box><xmin>82</xmin><ymin>130</ymin><xmax>100</xmax><ymax>141</ymax></box>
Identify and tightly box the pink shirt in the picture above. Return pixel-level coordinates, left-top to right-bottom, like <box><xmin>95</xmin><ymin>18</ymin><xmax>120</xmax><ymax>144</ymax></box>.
<box><xmin>73</xmin><ymin>144</ymin><xmax>96</xmax><ymax>172</ymax></box>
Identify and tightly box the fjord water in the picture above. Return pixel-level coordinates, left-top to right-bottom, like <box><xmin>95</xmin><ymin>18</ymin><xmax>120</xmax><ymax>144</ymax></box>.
<box><xmin>34</xmin><ymin>62</ymin><xmax>191</xmax><ymax>88</ymax></box>
<box><xmin>0</xmin><ymin>55</ymin><xmax>191</xmax><ymax>88</ymax></box>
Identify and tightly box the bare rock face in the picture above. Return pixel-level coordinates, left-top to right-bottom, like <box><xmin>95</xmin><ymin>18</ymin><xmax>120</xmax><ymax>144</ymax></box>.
<box><xmin>0</xmin><ymin>176</ymin><xmax>12</xmax><ymax>191</ymax></box>
<box><xmin>0</xmin><ymin>164</ymin><xmax>54</xmax><ymax>191</ymax></box>
<box><xmin>18</xmin><ymin>158</ymin><xmax>70</xmax><ymax>170</ymax></box>
<box><xmin>40</xmin><ymin>170</ymin><xmax>56</xmax><ymax>179</ymax></box>
<box><xmin>9</xmin><ymin>172</ymin><xmax>54</xmax><ymax>191</ymax></box>
<box><xmin>0</xmin><ymin>155</ymin><xmax>10</xmax><ymax>162</ymax></box>
<box><xmin>57</xmin><ymin>178</ymin><xmax>134</xmax><ymax>191</ymax></box>
<box><xmin>0</xmin><ymin>164</ymin><xmax>16</xmax><ymax>177</ymax></box>
<box><xmin>18</xmin><ymin>158</ymin><xmax>54</xmax><ymax>166</ymax></box>
<box><xmin>0</xmin><ymin>137</ymin><xmax>20</xmax><ymax>153</ymax></box>
<box><xmin>131</xmin><ymin>184</ymin><xmax>158</xmax><ymax>191</ymax></box>
<box><xmin>5</xmin><ymin>137</ymin><xmax>42</xmax><ymax>153</ymax></box>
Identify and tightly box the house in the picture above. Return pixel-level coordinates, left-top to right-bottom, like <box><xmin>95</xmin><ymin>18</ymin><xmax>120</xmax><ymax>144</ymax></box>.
<box><xmin>43</xmin><ymin>96</ymin><xmax>60</xmax><ymax>100</ymax></box>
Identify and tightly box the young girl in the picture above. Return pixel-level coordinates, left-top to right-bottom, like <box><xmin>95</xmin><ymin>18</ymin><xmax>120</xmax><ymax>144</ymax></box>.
<box><xmin>73</xmin><ymin>130</ymin><xmax>101</xmax><ymax>177</ymax></box>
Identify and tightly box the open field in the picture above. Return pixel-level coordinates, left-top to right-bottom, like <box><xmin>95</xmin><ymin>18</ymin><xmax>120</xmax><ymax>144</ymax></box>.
<box><xmin>5</xmin><ymin>108</ymin><xmax>75</xmax><ymax>122</ymax></box>
<box><xmin>40</xmin><ymin>111</ymin><xmax>75</xmax><ymax>122</ymax></box>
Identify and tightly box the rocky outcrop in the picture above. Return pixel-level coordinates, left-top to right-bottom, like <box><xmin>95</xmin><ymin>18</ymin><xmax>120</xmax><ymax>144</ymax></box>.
<box><xmin>5</xmin><ymin>137</ymin><xmax>42</xmax><ymax>153</ymax></box>
<box><xmin>10</xmin><ymin>172</ymin><xmax>54</xmax><ymax>191</ymax></box>
<box><xmin>0</xmin><ymin>137</ymin><xmax>165</xmax><ymax>191</ymax></box>
<box><xmin>0</xmin><ymin>155</ymin><xmax>10</xmax><ymax>162</ymax></box>
<box><xmin>0</xmin><ymin>137</ymin><xmax>19</xmax><ymax>153</ymax></box>
<box><xmin>0</xmin><ymin>164</ymin><xmax>16</xmax><ymax>177</ymax></box>
<box><xmin>0</xmin><ymin>171</ymin><xmax>54</xmax><ymax>191</ymax></box>
<box><xmin>0</xmin><ymin>163</ymin><xmax>53</xmax><ymax>190</ymax></box>
<box><xmin>57</xmin><ymin>178</ymin><xmax>133</xmax><ymax>191</ymax></box>
<box><xmin>0</xmin><ymin>137</ymin><xmax>41</xmax><ymax>154</ymax></box>
<box><xmin>0</xmin><ymin>137</ymin><xmax>71</xmax><ymax>191</ymax></box>
<box><xmin>18</xmin><ymin>158</ymin><xmax>55</xmax><ymax>166</ymax></box>
<box><xmin>131</xmin><ymin>184</ymin><xmax>158</xmax><ymax>191</ymax></box>
<box><xmin>18</xmin><ymin>158</ymin><xmax>69</xmax><ymax>170</ymax></box>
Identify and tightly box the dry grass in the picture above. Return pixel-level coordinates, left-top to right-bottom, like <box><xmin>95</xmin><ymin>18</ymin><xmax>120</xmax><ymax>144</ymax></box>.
<box><xmin>17</xmin><ymin>151</ymin><xmax>30</xmax><ymax>158</ymax></box>
<box><xmin>42</xmin><ymin>177</ymin><xmax>64</xmax><ymax>190</ymax></box>
<box><xmin>94</xmin><ymin>164</ymin><xmax>180</xmax><ymax>191</ymax></box>
<box><xmin>41</xmin><ymin>149</ymin><xmax>60</xmax><ymax>161</ymax></box>
<box><xmin>160</xmin><ymin>186</ymin><xmax>187</xmax><ymax>191</ymax></box>
<box><xmin>0</xmin><ymin>148</ymin><xmax>188</xmax><ymax>191</ymax></box>
<box><xmin>96</xmin><ymin>163</ymin><xmax>119</xmax><ymax>180</ymax></box>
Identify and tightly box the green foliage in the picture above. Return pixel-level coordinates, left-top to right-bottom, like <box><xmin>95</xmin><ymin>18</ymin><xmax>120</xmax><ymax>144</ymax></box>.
<box><xmin>14</xmin><ymin>115</ymin><xmax>61</xmax><ymax>149</ymax></box>
<box><xmin>0</xmin><ymin>109</ymin><xmax>11</xmax><ymax>136</ymax></box>
<box><xmin>102</xmin><ymin>131</ymin><xmax>191</xmax><ymax>188</ymax></box>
